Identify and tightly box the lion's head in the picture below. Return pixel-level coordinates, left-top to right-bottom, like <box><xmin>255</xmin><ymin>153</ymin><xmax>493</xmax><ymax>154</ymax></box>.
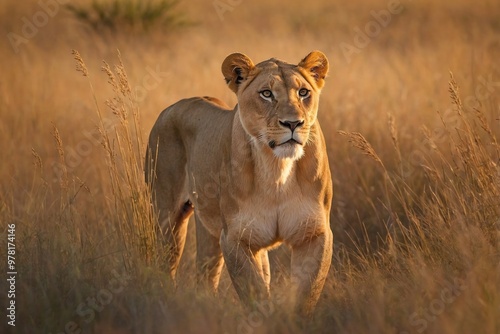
<box><xmin>222</xmin><ymin>51</ymin><xmax>329</xmax><ymax>160</ymax></box>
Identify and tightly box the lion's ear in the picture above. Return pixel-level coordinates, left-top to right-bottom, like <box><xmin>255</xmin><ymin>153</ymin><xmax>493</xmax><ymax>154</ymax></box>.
<box><xmin>298</xmin><ymin>51</ymin><xmax>329</xmax><ymax>89</ymax></box>
<box><xmin>221</xmin><ymin>53</ymin><xmax>255</xmax><ymax>94</ymax></box>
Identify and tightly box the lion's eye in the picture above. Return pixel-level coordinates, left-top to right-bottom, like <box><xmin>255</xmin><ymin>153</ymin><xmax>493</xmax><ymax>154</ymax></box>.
<box><xmin>298</xmin><ymin>88</ymin><xmax>310</xmax><ymax>98</ymax></box>
<box><xmin>259</xmin><ymin>90</ymin><xmax>273</xmax><ymax>100</ymax></box>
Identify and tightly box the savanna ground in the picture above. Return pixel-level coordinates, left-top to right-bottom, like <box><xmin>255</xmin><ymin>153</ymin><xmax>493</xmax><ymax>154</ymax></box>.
<box><xmin>1</xmin><ymin>0</ymin><xmax>500</xmax><ymax>333</ymax></box>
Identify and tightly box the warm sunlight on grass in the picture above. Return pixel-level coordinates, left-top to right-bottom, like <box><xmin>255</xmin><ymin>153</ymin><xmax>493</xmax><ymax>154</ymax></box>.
<box><xmin>1</xmin><ymin>0</ymin><xmax>499</xmax><ymax>333</ymax></box>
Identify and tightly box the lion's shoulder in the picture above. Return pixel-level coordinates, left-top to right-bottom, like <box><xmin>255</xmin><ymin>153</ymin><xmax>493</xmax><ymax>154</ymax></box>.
<box><xmin>201</xmin><ymin>96</ymin><xmax>231</xmax><ymax>109</ymax></box>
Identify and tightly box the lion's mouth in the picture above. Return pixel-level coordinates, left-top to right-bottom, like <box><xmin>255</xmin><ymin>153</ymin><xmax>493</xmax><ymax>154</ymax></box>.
<box><xmin>269</xmin><ymin>138</ymin><xmax>302</xmax><ymax>149</ymax></box>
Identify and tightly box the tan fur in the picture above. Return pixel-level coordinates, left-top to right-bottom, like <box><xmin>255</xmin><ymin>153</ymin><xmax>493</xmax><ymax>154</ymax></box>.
<box><xmin>146</xmin><ymin>51</ymin><xmax>333</xmax><ymax>315</ymax></box>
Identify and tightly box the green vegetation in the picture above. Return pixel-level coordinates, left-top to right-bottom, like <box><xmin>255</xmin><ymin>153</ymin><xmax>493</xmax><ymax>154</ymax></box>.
<box><xmin>66</xmin><ymin>0</ymin><xmax>187</xmax><ymax>32</ymax></box>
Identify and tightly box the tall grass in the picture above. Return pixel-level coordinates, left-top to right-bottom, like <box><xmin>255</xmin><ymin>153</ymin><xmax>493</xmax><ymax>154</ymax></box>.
<box><xmin>328</xmin><ymin>73</ymin><xmax>500</xmax><ymax>333</ymax></box>
<box><xmin>72</xmin><ymin>49</ymin><xmax>160</xmax><ymax>267</ymax></box>
<box><xmin>3</xmin><ymin>51</ymin><xmax>168</xmax><ymax>333</ymax></box>
<box><xmin>5</xmin><ymin>53</ymin><xmax>498</xmax><ymax>334</ymax></box>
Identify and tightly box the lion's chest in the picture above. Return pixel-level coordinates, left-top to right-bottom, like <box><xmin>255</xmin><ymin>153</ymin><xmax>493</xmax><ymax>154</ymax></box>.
<box><xmin>228</xmin><ymin>190</ymin><xmax>326</xmax><ymax>250</ymax></box>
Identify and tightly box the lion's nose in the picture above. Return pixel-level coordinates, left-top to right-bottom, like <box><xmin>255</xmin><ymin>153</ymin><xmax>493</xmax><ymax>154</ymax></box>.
<box><xmin>279</xmin><ymin>120</ymin><xmax>304</xmax><ymax>131</ymax></box>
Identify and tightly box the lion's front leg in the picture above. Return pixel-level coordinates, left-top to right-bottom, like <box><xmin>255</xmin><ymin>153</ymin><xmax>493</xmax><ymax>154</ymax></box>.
<box><xmin>290</xmin><ymin>228</ymin><xmax>333</xmax><ymax>316</ymax></box>
<box><xmin>220</xmin><ymin>230</ymin><xmax>270</xmax><ymax>307</ymax></box>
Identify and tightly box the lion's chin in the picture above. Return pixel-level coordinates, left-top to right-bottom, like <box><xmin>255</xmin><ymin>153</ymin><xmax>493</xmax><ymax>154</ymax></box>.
<box><xmin>272</xmin><ymin>142</ymin><xmax>304</xmax><ymax>160</ymax></box>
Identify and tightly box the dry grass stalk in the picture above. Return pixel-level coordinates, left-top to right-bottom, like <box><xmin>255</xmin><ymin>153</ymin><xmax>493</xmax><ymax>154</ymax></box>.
<box><xmin>387</xmin><ymin>113</ymin><xmax>400</xmax><ymax>153</ymax></box>
<box><xmin>448</xmin><ymin>71</ymin><xmax>463</xmax><ymax>115</ymax></box>
<box><xmin>338</xmin><ymin>130</ymin><xmax>384</xmax><ymax>168</ymax></box>
<box><xmin>51</xmin><ymin>123</ymin><xmax>68</xmax><ymax>190</ymax></box>
<box><xmin>71</xmin><ymin>49</ymin><xmax>89</xmax><ymax>77</ymax></box>
<box><xmin>31</xmin><ymin>148</ymin><xmax>43</xmax><ymax>170</ymax></box>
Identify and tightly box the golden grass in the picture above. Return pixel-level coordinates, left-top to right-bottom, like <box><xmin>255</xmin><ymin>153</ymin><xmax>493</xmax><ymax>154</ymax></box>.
<box><xmin>1</xmin><ymin>0</ymin><xmax>500</xmax><ymax>333</ymax></box>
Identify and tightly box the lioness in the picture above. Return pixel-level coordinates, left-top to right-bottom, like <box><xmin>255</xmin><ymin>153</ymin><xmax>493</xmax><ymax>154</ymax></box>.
<box><xmin>145</xmin><ymin>51</ymin><xmax>333</xmax><ymax>315</ymax></box>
